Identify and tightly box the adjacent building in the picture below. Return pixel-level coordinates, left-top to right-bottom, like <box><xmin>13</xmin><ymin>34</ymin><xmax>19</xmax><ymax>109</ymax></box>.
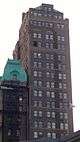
<box><xmin>0</xmin><ymin>77</ymin><xmax>2</xmax><ymax>142</ymax></box>
<box><xmin>1</xmin><ymin>59</ymin><xmax>28</xmax><ymax>142</ymax></box>
<box><xmin>13</xmin><ymin>3</ymin><xmax>73</xmax><ymax>141</ymax></box>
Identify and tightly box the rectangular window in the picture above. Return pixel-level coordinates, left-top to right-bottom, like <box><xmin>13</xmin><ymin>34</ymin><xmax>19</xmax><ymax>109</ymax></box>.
<box><xmin>47</xmin><ymin>102</ymin><xmax>50</xmax><ymax>108</ymax></box>
<box><xmin>34</xmin><ymin>111</ymin><xmax>37</xmax><ymax>117</ymax></box>
<box><xmin>34</xmin><ymin>81</ymin><xmax>37</xmax><ymax>87</ymax></box>
<box><xmin>33</xmin><ymin>33</ymin><xmax>37</xmax><ymax>38</ymax></box>
<box><xmin>38</xmin><ymin>33</ymin><xmax>41</xmax><ymax>38</ymax></box>
<box><xmin>46</xmin><ymin>34</ymin><xmax>49</xmax><ymax>39</ymax></box>
<box><xmin>39</xmin><ymin>111</ymin><xmax>42</xmax><ymax>117</ymax></box>
<box><xmin>34</xmin><ymin>132</ymin><xmax>38</xmax><ymax>138</ymax></box>
<box><xmin>60</xmin><ymin>123</ymin><xmax>64</xmax><ymax>130</ymax></box>
<box><xmin>38</xmin><ymin>81</ymin><xmax>42</xmax><ymax>87</ymax></box>
<box><xmin>46</xmin><ymin>82</ymin><xmax>50</xmax><ymax>88</ymax></box>
<box><xmin>47</xmin><ymin>122</ymin><xmax>51</xmax><ymax>128</ymax></box>
<box><xmin>46</xmin><ymin>91</ymin><xmax>50</xmax><ymax>97</ymax></box>
<box><xmin>47</xmin><ymin>111</ymin><xmax>50</xmax><ymax>117</ymax></box>
<box><xmin>52</xmin><ymin>133</ymin><xmax>56</xmax><ymax>139</ymax></box>
<box><xmin>34</xmin><ymin>71</ymin><xmax>37</xmax><ymax>77</ymax></box>
<box><xmin>51</xmin><ymin>82</ymin><xmax>54</xmax><ymax>88</ymax></box>
<box><xmin>34</xmin><ymin>101</ymin><xmax>37</xmax><ymax>107</ymax></box>
<box><xmin>52</xmin><ymin>122</ymin><xmax>56</xmax><ymax>129</ymax></box>
<box><xmin>52</xmin><ymin>112</ymin><xmax>55</xmax><ymax>118</ymax></box>
<box><xmin>38</xmin><ymin>91</ymin><xmax>42</xmax><ymax>97</ymax></box>
<box><xmin>33</xmin><ymin>90</ymin><xmax>37</xmax><ymax>96</ymax></box>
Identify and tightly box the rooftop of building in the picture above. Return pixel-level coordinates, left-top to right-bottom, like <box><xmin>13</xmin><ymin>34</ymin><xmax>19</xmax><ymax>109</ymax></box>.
<box><xmin>2</xmin><ymin>59</ymin><xmax>27</xmax><ymax>82</ymax></box>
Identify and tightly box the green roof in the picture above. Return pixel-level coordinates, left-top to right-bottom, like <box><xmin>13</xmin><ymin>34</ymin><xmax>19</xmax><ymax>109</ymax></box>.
<box><xmin>2</xmin><ymin>59</ymin><xmax>27</xmax><ymax>82</ymax></box>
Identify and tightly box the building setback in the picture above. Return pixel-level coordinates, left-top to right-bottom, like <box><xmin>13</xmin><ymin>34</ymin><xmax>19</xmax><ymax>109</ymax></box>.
<box><xmin>13</xmin><ymin>3</ymin><xmax>73</xmax><ymax>141</ymax></box>
<box><xmin>1</xmin><ymin>59</ymin><xmax>28</xmax><ymax>142</ymax></box>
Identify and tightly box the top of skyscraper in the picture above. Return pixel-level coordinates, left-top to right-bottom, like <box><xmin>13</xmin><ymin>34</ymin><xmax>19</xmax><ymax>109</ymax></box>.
<box><xmin>2</xmin><ymin>59</ymin><xmax>27</xmax><ymax>82</ymax></box>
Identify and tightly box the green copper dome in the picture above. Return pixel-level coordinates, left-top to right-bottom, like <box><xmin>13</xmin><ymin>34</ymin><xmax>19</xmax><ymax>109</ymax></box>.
<box><xmin>2</xmin><ymin>59</ymin><xmax>27</xmax><ymax>82</ymax></box>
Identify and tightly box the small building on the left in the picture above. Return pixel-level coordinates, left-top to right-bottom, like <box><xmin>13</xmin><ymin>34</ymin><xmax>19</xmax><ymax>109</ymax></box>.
<box><xmin>0</xmin><ymin>76</ymin><xmax>2</xmax><ymax>142</ymax></box>
<box><xmin>0</xmin><ymin>59</ymin><xmax>29</xmax><ymax>142</ymax></box>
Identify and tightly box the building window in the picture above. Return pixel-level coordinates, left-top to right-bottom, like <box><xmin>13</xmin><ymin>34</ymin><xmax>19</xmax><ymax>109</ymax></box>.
<box><xmin>34</xmin><ymin>13</ymin><xmax>37</xmax><ymax>17</ymax></box>
<box><xmin>59</xmin><ymin>93</ymin><xmax>63</xmax><ymax>99</ymax></box>
<box><xmin>46</xmin><ymin>82</ymin><xmax>50</xmax><ymax>88</ymax></box>
<box><xmin>47</xmin><ymin>102</ymin><xmax>50</xmax><ymax>108</ymax></box>
<box><xmin>47</xmin><ymin>133</ymin><xmax>51</xmax><ymax>138</ymax></box>
<box><xmin>60</xmin><ymin>112</ymin><xmax>63</xmax><ymax>119</ymax></box>
<box><xmin>50</xmin><ymin>23</ymin><xmax>53</xmax><ymax>27</ymax></box>
<box><xmin>38</xmin><ymin>33</ymin><xmax>41</xmax><ymax>38</ymax></box>
<box><xmin>38</xmin><ymin>53</ymin><xmax>41</xmax><ymax>58</ymax></box>
<box><xmin>64</xmin><ymin>113</ymin><xmax>68</xmax><ymax>119</ymax></box>
<box><xmin>51</xmin><ymin>63</ymin><xmax>54</xmax><ymax>70</ymax></box>
<box><xmin>46</xmin><ymin>54</ymin><xmax>49</xmax><ymax>59</ymax></box>
<box><xmin>46</xmin><ymin>43</ymin><xmax>49</xmax><ymax>48</ymax></box>
<box><xmin>34</xmin><ymin>121</ymin><xmax>38</xmax><ymax>128</ymax></box>
<box><xmin>60</xmin><ymin>103</ymin><xmax>63</xmax><ymax>108</ymax></box>
<box><xmin>38</xmin><ymin>21</ymin><xmax>41</xmax><ymax>26</ymax></box>
<box><xmin>47</xmin><ymin>111</ymin><xmax>50</xmax><ymax>117</ymax></box>
<box><xmin>60</xmin><ymin>123</ymin><xmax>64</xmax><ymax>130</ymax></box>
<box><xmin>58</xmin><ymin>36</ymin><xmax>60</xmax><ymax>41</ymax></box>
<box><xmin>33</xmin><ymin>52</ymin><xmax>37</xmax><ymax>58</ymax></box>
<box><xmin>52</xmin><ymin>133</ymin><xmax>56</xmax><ymax>139</ymax></box>
<box><xmin>8</xmin><ymin>129</ymin><xmax>11</xmax><ymax>136</ymax></box>
<box><xmin>34</xmin><ymin>111</ymin><xmax>37</xmax><ymax>117</ymax></box>
<box><xmin>51</xmin><ymin>92</ymin><xmax>55</xmax><ymax>98</ymax></box>
<box><xmin>38</xmin><ymin>42</ymin><xmax>42</xmax><ymax>47</ymax></box>
<box><xmin>34</xmin><ymin>132</ymin><xmax>38</xmax><ymax>138</ymax></box>
<box><xmin>39</xmin><ymin>122</ymin><xmax>43</xmax><ymax>128</ymax></box>
<box><xmin>34</xmin><ymin>101</ymin><xmax>37</xmax><ymax>107</ymax></box>
<box><xmin>38</xmin><ymin>13</ymin><xmax>42</xmax><ymax>16</ymax></box>
<box><xmin>61</xmin><ymin>24</ymin><xmax>64</xmax><ymax>28</ymax></box>
<box><xmin>51</xmin><ymin>102</ymin><xmax>55</xmax><ymax>108</ymax></box>
<box><xmin>59</xmin><ymin>73</ymin><xmax>62</xmax><ymax>79</ymax></box>
<box><xmin>34</xmin><ymin>81</ymin><xmax>37</xmax><ymax>87</ymax></box>
<box><xmin>57</xmin><ymin>23</ymin><xmax>60</xmax><ymax>28</ymax></box>
<box><xmin>65</xmin><ymin>123</ymin><xmax>68</xmax><ymax>130</ymax></box>
<box><xmin>63</xmin><ymin>83</ymin><xmax>67</xmax><ymax>89</ymax></box>
<box><xmin>38</xmin><ymin>91</ymin><xmax>42</xmax><ymax>97</ymax></box>
<box><xmin>19</xmin><ymin>97</ymin><xmax>23</xmax><ymax>102</ymax></box>
<box><xmin>62</xmin><ymin>37</ymin><xmax>65</xmax><ymax>41</ymax></box>
<box><xmin>46</xmin><ymin>63</ymin><xmax>49</xmax><ymax>69</ymax></box>
<box><xmin>63</xmin><ymin>93</ymin><xmax>67</xmax><ymax>99</ymax></box>
<box><xmin>52</xmin><ymin>122</ymin><xmax>56</xmax><ymax>129</ymax></box>
<box><xmin>51</xmin><ymin>73</ymin><xmax>54</xmax><ymax>79</ymax></box>
<box><xmin>52</xmin><ymin>112</ymin><xmax>55</xmax><ymax>118</ymax></box>
<box><xmin>50</xmin><ymin>35</ymin><xmax>53</xmax><ymax>40</ymax></box>
<box><xmin>47</xmin><ymin>122</ymin><xmax>51</xmax><ymax>128</ymax></box>
<box><xmin>46</xmin><ymin>91</ymin><xmax>50</xmax><ymax>97</ymax></box>
<box><xmin>59</xmin><ymin>83</ymin><xmax>62</xmax><ymax>89</ymax></box>
<box><xmin>33</xmin><ymin>90</ymin><xmax>37</xmax><ymax>96</ymax></box>
<box><xmin>34</xmin><ymin>62</ymin><xmax>37</xmax><ymax>68</ymax></box>
<box><xmin>46</xmin><ymin>72</ymin><xmax>50</xmax><ymax>78</ymax></box>
<box><xmin>39</xmin><ymin>111</ymin><xmax>42</xmax><ymax>117</ymax></box>
<box><xmin>34</xmin><ymin>71</ymin><xmax>37</xmax><ymax>77</ymax></box>
<box><xmin>46</xmin><ymin>34</ymin><xmax>49</xmax><ymax>39</ymax></box>
<box><xmin>51</xmin><ymin>82</ymin><xmax>54</xmax><ymax>88</ymax></box>
<box><xmin>38</xmin><ymin>71</ymin><xmax>42</xmax><ymax>77</ymax></box>
<box><xmin>38</xmin><ymin>62</ymin><xmax>42</xmax><ymax>68</ymax></box>
<box><xmin>33</xmin><ymin>41</ymin><xmax>38</xmax><ymax>47</ymax></box>
<box><xmin>38</xmin><ymin>81</ymin><xmax>42</xmax><ymax>87</ymax></box>
<box><xmin>51</xmin><ymin>54</ymin><xmax>54</xmax><ymax>60</ymax></box>
<box><xmin>63</xmin><ymin>74</ymin><xmax>66</xmax><ymax>79</ymax></box>
<box><xmin>33</xmin><ymin>33</ymin><xmax>37</xmax><ymax>38</ymax></box>
<box><xmin>39</xmin><ymin>101</ymin><xmax>42</xmax><ymax>107</ymax></box>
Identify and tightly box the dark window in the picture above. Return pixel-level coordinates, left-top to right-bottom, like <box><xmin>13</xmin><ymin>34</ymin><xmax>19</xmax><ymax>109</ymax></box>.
<box><xmin>33</xmin><ymin>41</ymin><xmax>38</xmax><ymax>47</ymax></box>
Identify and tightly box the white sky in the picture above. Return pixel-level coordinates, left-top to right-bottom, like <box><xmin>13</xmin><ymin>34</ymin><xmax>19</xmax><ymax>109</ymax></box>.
<box><xmin>0</xmin><ymin>0</ymin><xmax>80</xmax><ymax>132</ymax></box>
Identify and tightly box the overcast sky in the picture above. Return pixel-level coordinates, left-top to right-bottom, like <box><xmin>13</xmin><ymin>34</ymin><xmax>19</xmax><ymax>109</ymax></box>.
<box><xmin>0</xmin><ymin>0</ymin><xmax>80</xmax><ymax>131</ymax></box>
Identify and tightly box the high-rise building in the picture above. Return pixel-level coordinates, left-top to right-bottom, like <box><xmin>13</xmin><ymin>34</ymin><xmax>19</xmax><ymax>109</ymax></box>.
<box><xmin>1</xmin><ymin>59</ymin><xmax>28</xmax><ymax>142</ymax></box>
<box><xmin>13</xmin><ymin>3</ymin><xmax>73</xmax><ymax>141</ymax></box>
